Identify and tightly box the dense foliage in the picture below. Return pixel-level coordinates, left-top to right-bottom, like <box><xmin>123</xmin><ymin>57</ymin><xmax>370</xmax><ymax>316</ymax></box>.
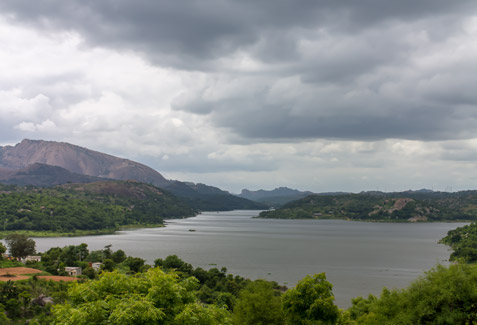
<box><xmin>0</xmin><ymin>277</ymin><xmax>70</xmax><ymax>323</ymax></box>
<box><xmin>0</xmin><ymin>181</ymin><xmax>196</xmax><ymax>234</ymax></box>
<box><xmin>52</xmin><ymin>269</ymin><xmax>230</xmax><ymax>324</ymax></box>
<box><xmin>282</xmin><ymin>273</ymin><xmax>340</xmax><ymax>325</ymax></box>
<box><xmin>260</xmin><ymin>191</ymin><xmax>477</xmax><ymax>221</ymax></box>
<box><xmin>4</xmin><ymin>234</ymin><xmax>36</xmax><ymax>258</ymax></box>
<box><xmin>154</xmin><ymin>255</ymin><xmax>273</xmax><ymax>310</ymax></box>
<box><xmin>2</xmin><ymin>234</ymin><xmax>477</xmax><ymax>324</ymax></box>
<box><xmin>441</xmin><ymin>222</ymin><xmax>477</xmax><ymax>262</ymax></box>
<box><xmin>232</xmin><ymin>280</ymin><xmax>285</xmax><ymax>324</ymax></box>
<box><xmin>347</xmin><ymin>263</ymin><xmax>477</xmax><ymax>324</ymax></box>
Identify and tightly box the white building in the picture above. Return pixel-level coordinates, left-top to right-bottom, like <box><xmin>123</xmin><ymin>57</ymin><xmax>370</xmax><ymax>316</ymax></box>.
<box><xmin>65</xmin><ymin>267</ymin><xmax>82</xmax><ymax>276</ymax></box>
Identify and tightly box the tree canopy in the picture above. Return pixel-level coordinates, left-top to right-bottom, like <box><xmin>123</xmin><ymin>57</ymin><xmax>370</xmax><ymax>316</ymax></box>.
<box><xmin>0</xmin><ymin>181</ymin><xmax>196</xmax><ymax>234</ymax></box>
<box><xmin>4</xmin><ymin>234</ymin><xmax>36</xmax><ymax>258</ymax></box>
<box><xmin>52</xmin><ymin>268</ymin><xmax>232</xmax><ymax>324</ymax></box>
<box><xmin>348</xmin><ymin>263</ymin><xmax>477</xmax><ymax>324</ymax></box>
<box><xmin>282</xmin><ymin>273</ymin><xmax>340</xmax><ymax>325</ymax></box>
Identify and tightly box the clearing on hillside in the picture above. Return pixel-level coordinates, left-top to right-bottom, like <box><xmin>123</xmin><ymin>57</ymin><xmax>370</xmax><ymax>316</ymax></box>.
<box><xmin>0</xmin><ymin>267</ymin><xmax>42</xmax><ymax>276</ymax></box>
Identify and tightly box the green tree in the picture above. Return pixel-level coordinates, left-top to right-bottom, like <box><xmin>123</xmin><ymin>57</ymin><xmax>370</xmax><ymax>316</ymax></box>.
<box><xmin>124</xmin><ymin>256</ymin><xmax>145</xmax><ymax>273</ymax></box>
<box><xmin>175</xmin><ymin>302</ymin><xmax>232</xmax><ymax>324</ymax></box>
<box><xmin>4</xmin><ymin>234</ymin><xmax>36</xmax><ymax>258</ymax></box>
<box><xmin>102</xmin><ymin>259</ymin><xmax>115</xmax><ymax>272</ymax></box>
<box><xmin>233</xmin><ymin>280</ymin><xmax>284</xmax><ymax>325</ymax></box>
<box><xmin>282</xmin><ymin>273</ymin><xmax>339</xmax><ymax>325</ymax></box>
<box><xmin>51</xmin><ymin>268</ymin><xmax>229</xmax><ymax>324</ymax></box>
<box><xmin>0</xmin><ymin>243</ymin><xmax>6</xmax><ymax>259</ymax></box>
<box><xmin>82</xmin><ymin>267</ymin><xmax>96</xmax><ymax>280</ymax></box>
<box><xmin>111</xmin><ymin>249</ymin><xmax>127</xmax><ymax>264</ymax></box>
<box><xmin>347</xmin><ymin>263</ymin><xmax>477</xmax><ymax>324</ymax></box>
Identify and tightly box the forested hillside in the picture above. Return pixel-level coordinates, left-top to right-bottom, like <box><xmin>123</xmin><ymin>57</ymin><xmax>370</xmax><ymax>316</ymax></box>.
<box><xmin>259</xmin><ymin>191</ymin><xmax>477</xmax><ymax>221</ymax></box>
<box><xmin>440</xmin><ymin>222</ymin><xmax>477</xmax><ymax>262</ymax></box>
<box><xmin>0</xmin><ymin>181</ymin><xmax>196</xmax><ymax>235</ymax></box>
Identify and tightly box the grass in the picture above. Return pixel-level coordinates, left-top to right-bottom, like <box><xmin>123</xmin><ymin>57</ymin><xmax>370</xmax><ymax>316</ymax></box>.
<box><xmin>0</xmin><ymin>260</ymin><xmax>24</xmax><ymax>268</ymax></box>
<box><xmin>0</xmin><ymin>223</ymin><xmax>164</xmax><ymax>239</ymax></box>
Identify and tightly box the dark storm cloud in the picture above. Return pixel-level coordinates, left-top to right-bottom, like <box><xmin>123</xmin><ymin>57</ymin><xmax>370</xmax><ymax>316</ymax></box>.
<box><xmin>175</xmin><ymin>97</ymin><xmax>465</xmax><ymax>141</ymax></box>
<box><xmin>2</xmin><ymin>0</ymin><xmax>477</xmax><ymax>142</ymax></box>
<box><xmin>0</xmin><ymin>0</ymin><xmax>473</xmax><ymax>67</ymax></box>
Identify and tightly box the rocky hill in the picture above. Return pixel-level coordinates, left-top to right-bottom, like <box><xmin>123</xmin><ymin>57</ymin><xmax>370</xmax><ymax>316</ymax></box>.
<box><xmin>0</xmin><ymin>139</ymin><xmax>265</xmax><ymax>211</ymax></box>
<box><xmin>0</xmin><ymin>139</ymin><xmax>169</xmax><ymax>187</ymax></box>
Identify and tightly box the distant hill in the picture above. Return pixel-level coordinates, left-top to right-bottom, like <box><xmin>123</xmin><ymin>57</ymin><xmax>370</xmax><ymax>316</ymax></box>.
<box><xmin>0</xmin><ymin>139</ymin><xmax>263</xmax><ymax>211</ymax></box>
<box><xmin>0</xmin><ymin>139</ymin><xmax>169</xmax><ymax>187</ymax></box>
<box><xmin>166</xmin><ymin>181</ymin><xmax>268</xmax><ymax>211</ymax></box>
<box><xmin>0</xmin><ymin>180</ymin><xmax>196</xmax><ymax>234</ymax></box>
<box><xmin>238</xmin><ymin>187</ymin><xmax>313</xmax><ymax>207</ymax></box>
<box><xmin>259</xmin><ymin>191</ymin><xmax>477</xmax><ymax>222</ymax></box>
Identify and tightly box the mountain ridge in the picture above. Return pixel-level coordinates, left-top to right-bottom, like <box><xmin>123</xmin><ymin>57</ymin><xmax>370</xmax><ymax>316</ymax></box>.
<box><xmin>0</xmin><ymin>139</ymin><xmax>169</xmax><ymax>187</ymax></box>
<box><xmin>0</xmin><ymin>139</ymin><xmax>266</xmax><ymax>211</ymax></box>
<box><xmin>238</xmin><ymin>187</ymin><xmax>314</xmax><ymax>207</ymax></box>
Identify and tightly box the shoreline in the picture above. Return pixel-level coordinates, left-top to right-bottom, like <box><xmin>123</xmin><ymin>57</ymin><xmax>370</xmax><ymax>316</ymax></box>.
<box><xmin>0</xmin><ymin>223</ymin><xmax>165</xmax><ymax>239</ymax></box>
<box><xmin>255</xmin><ymin>215</ymin><xmax>474</xmax><ymax>223</ymax></box>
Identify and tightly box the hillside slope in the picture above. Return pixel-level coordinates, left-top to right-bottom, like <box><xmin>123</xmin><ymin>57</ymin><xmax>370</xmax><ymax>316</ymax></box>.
<box><xmin>0</xmin><ymin>139</ymin><xmax>169</xmax><ymax>187</ymax></box>
<box><xmin>259</xmin><ymin>191</ymin><xmax>477</xmax><ymax>222</ymax></box>
<box><xmin>0</xmin><ymin>163</ymin><xmax>103</xmax><ymax>186</ymax></box>
<box><xmin>0</xmin><ymin>139</ymin><xmax>264</xmax><ymax>211</ymax></box>
<box><xmin>0</xmin><ymin>181</ymin><xmax>196</xmax><ymax>234</ymax></box>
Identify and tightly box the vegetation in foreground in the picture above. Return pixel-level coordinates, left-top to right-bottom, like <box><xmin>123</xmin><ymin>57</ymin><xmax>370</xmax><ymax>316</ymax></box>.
<box><xmin>441</xmin><ymin>221</ymin><xmax>477</xmax><ymax>262</ymax></box>
<box><xmin>259</xmin><ymin>191</ymin><xmax>477</xmax><ymax>222</ymax></box>
<box><xmin>1</xmin><ymin>233</ymin><xmax>477</xmax><ymax>324</ymax></box>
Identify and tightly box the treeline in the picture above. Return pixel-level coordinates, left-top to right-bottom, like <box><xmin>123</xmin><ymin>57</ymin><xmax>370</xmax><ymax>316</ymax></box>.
<box><xmin>441</xmin><ymin>222</ymin><xmax>477</xmax><ymax>262</ymax></box>
<box><xmin>259</xmin><ymin>191</ymin><xmax>477</xmax><ymax>221</ymax></box>
<box><xmin>2</xmin><ymin>241</ymin><xmax>477</xmax><ymax>324</ymax></box>
<box><xmin>182</xmin><ymin>195</ymin><xmax>268</xmax><ymax>211</ymax></box>
<box><xmin>0</xmin><ymin>181</ymin><xmax>196</xmax><ymax>233</ymax></box>
<box><xmin>1</xmin><ymin>231</ymin><xmax>477</xmax><ymax>324</ymax></box>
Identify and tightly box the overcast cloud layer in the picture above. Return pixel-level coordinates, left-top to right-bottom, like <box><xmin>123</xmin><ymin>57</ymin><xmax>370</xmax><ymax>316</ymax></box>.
<box><xmin>1</xmin><ymin>1</ymin><xmax>477</xmax><ymax>193</ymax></box>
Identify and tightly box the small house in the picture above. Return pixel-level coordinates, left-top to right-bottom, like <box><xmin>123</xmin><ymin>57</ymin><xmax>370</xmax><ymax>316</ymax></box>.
<box><xmin>91</xmin><ymin>262</ymin><xmax>102</xmax><ymax>271</ymax></box>
<box><xmin>22</xmin><ymin>255</ymin><xmax>42</xmax><ymax>263</ymax></box>
<box><xmin>65</xmin><ymin>267</ymin><xmax>82</xmax><ymax>276</ymax></box>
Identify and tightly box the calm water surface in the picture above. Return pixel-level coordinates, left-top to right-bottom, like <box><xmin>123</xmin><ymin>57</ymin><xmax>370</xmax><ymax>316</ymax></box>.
<box><xmin>32</xmin><ymin>210</ymin><xmax>465</xmax><ymax>307</ymax></box>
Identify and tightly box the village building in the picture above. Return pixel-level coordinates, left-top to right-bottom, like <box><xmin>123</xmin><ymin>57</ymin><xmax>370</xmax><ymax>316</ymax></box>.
<box><xmin>65</xmin><ymin>267</ymin><xmax>82</xmax><ymax>276</ymax></box>
<box><xmin>91</xmin><ymin>262</ymin><xmax>102</xmax><ymax>271</ymax></box>
<box><xmin>22</xmin><ymin>255</ymin><xmax>42</xmax><ymax>263</ymax></box>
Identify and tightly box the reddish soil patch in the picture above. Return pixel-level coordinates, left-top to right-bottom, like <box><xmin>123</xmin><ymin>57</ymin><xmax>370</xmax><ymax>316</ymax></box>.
<box><xmin>0</xmin><ymin>267</ymin><xmax>42</xmax><ymax>276</ymax></box>
<box><xmin>0</xmin><ymin>275</ymin><xmax>30</xmax><ymax>282</ymax></box>
<box><xmin>37</xmin><ymin>275</ymin><xmax>78</xmax><ymax>282</ymax></box>
<box><xmin>394</xmin><ymin>198</ymin><xmax>414</xmax><ymax>210</ymax></box>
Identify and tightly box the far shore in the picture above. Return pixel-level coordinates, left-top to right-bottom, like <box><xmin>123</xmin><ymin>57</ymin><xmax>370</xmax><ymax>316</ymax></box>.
<box><xmin>0</xmin><ymin>223</ymin><xmax>165</xmax><ymax>239</ymax></box>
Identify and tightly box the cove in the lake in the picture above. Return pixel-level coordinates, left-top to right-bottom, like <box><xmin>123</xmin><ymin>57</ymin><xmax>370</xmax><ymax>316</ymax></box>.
<box><xmin>32</xmin><ymin>210</ymin><xmax>464</xmax><ymax>307</ymax></box>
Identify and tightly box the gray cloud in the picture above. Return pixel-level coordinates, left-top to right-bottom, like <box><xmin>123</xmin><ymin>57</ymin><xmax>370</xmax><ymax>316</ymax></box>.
<box><xmin>1</xmin><ymin>1</ymin><xmax>474</xmax><ymax>68</ymax></box>
<box><xmin>2</xmin><ymin>0</ymin><xmax>477</xmax><ymax>193</ymax></box>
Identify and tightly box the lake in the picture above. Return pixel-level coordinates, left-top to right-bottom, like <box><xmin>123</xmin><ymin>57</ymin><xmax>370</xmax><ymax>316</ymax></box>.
<box><xmin>31</xmin><ymin>210</ymin><xmax>465</xmax><ymax>307</ymax></box>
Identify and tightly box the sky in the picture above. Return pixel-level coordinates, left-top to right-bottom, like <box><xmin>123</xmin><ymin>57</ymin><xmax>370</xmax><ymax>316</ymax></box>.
<box><xmin>1</xmin><ymin>1</ymin><xmax>477</xmax><ymax>194</ymax></box>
